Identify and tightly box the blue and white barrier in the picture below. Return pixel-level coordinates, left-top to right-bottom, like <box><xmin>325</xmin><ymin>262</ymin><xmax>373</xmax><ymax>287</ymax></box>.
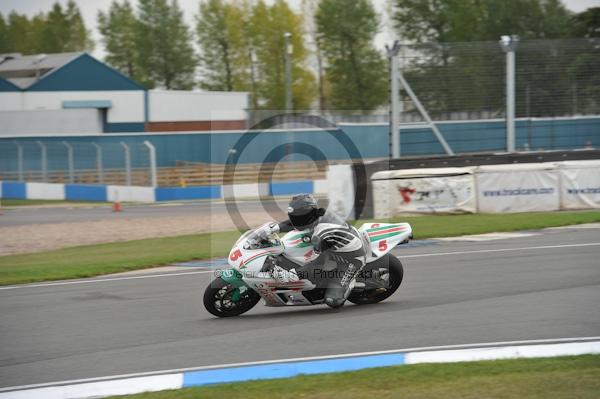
<box><xmin>0</xmin><ymin>180</ymin><xmax>328</xmax><ymax>203</ymax></box>
<box><xmin>0</xmin><ymin>338</ymin><xmax>597</xmax><ymax>399</ymax></box>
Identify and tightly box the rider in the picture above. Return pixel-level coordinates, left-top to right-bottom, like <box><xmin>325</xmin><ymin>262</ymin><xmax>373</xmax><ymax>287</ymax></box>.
<box><xmin>256</xmin><ymin>194</ymin><xmax>366</xmax><ymax>308</ymax></box>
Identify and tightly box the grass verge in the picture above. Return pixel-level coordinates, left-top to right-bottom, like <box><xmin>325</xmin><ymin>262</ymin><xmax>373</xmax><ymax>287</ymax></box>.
<box><xmin>107</xmin><ymin>355</ymin><xmax>600</xmax><ymax>399</ymax></box>
<box><xmin>0</xmin><ymin>210</ymin><xmax>599</xmax><ymax>286</ymax></box>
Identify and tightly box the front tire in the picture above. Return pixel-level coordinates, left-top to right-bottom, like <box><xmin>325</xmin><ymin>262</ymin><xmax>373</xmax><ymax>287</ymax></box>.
<box><xmin>203</xmin><ymin>277</ymin><xmax>260</xmax><ymax>317</ymax></box>
<box><xmin>347</xmin><ymin>254</ymin><xmax>404</xmax><ymax>305</ymax></box>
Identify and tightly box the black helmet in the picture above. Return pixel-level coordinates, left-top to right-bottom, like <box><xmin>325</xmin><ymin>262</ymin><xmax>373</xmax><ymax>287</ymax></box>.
<box><xmin>287</xmin><ymin>194</ymin><xmax>322</xmax><ymax>230</ymax></box>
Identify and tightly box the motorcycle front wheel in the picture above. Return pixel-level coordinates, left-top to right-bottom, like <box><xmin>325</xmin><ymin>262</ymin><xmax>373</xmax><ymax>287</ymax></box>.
<box><xmin>203</xmin><ymin>277</ymin><xmax>261</xmax><ymax>317</ymax></box>
<box><xmin>347</xmin><ymin>254</ymin><xmax>404</xmax><ymax>305</ymax></box>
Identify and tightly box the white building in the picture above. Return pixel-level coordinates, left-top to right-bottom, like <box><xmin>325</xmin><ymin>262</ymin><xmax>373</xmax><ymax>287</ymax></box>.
<box><xmin>0</xmin><ymin>52</ymin><xmax>248</xmax><ymax>136</ymax></box>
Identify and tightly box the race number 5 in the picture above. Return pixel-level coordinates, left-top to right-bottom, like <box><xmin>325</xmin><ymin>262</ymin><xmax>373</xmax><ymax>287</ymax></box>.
<box><xmin>378</xmin><ymin>240</ymin><xmax>388</xmax><ymax>251</ymax></box>
<box><xmin>230</xmin><ymin>249</ymin><xmax>242</xmax><ymax>261</ymax></box>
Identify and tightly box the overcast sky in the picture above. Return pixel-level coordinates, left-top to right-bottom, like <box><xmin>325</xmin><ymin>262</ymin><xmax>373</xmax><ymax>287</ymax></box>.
<box><xmin>1</xmin><ymin>0</ymin><xmax>599</xmax><ymax>59</ymax></box>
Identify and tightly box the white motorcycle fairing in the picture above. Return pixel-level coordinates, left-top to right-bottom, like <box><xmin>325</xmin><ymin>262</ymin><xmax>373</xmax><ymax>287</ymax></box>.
<box><xmin>221</xmin><ymin>222</ymin><xmax>412</xmax><ymax>307</ymax></box>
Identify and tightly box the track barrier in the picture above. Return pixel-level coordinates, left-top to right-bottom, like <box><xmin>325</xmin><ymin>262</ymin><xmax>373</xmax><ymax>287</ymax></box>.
<box><xmin>329</xmin><ymin>159</ymin><xmax>600</xmax><ymax>219</ymax></box>
<box><xmin>0</xmin><ymin>180</ymin><xmax>328</xmax><ymax>203</ymax></box>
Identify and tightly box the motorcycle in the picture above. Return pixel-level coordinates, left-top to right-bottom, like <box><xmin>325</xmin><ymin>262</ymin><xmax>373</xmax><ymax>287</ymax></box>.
<box><xmin>204</xmin><ymin>222</ymin><xmax>412</xmax><ymax>317</ymax></box>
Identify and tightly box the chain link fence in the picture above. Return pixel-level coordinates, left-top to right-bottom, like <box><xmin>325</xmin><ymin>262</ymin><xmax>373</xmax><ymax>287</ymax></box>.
<box><xmin>396</xmin><ymin>38</ymin><xmax>600</xmax><ymax>122</ymax></box>
<box><xmin>249</xmin><ymin>39</ymin><xmax>599</xmax><ymax>126</ymax></box>
<box><xmin>0</xmin><ymin>140</ymin><xmax>156</xmax><ymax>187</ymax></box>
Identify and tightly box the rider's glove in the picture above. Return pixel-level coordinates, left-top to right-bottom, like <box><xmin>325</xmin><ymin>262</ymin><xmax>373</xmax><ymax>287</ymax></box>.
<box><xmin>256</xmin><ymin>222</ymin><xmax>280</xmax><ymax>240</ymax></box>
<box><xmin>271</xmin><ymin>265</ymin><xmax>299</xmax><ymax>283</ymax></box>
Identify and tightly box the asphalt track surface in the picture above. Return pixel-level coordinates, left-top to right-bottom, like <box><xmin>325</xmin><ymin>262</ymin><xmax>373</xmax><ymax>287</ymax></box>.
<box><xmin>0</xmin><ymin>199</ymin><xmax>290</xmax><ymax>227</ymax></box>
<box><xmin>1</xmin><ymin>225</ymin><xmax>599</xmax><ymax>388</ymax></box>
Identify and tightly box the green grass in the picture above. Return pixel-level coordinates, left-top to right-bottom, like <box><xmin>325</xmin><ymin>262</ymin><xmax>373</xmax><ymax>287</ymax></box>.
<box><xmin>0</xmin><ymin>210</ymin><xmax>599</xmax><ymax>286</ymax></box>
<box><xmin>1</xmin><ymin>199</ymin><xmax>108</xmax><ymax>206</ymax></box>
<box><xmin>107</xmin><ymin>355</ymin><xmax>600</xmax><ymax>399</ymax></box>
<box><xmin>0</xmin><ymin>231</ymin><xmax>237</xmax><ymax>286</ymax></box>
<box><xmin>380</xmin><ymin>210</ymin><xmax>600</xmax><ymax>239</ymax></box>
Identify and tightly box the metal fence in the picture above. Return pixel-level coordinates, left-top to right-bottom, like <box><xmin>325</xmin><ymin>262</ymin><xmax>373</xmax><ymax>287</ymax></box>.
<box><xmin>250</xmin><ymin>39</ymin><xmax>599</xmax><ymax>126</ymax></box>
<box><xmin>396</xmin><ymin>38</ymin><xmax>600</xmax><ymax>121</ymax></box>
<box><xmin>0</xmin><ymin>140</ymin><xmax>157</xmax><ymax>187</ymax></box>
<box><xmin>385</xmin><ymin>37</ymin><xmax>600</xmax><ymax>157</ymax></box>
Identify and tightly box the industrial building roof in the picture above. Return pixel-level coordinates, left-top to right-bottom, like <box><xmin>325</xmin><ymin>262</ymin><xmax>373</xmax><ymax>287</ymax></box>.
<box><xmin>0</xmin><ymin>53</ymin><xmax>82</xmax><ymax>89</ymax></box>
<box><xmin>0</xmin><ymin>52</ymin><xmax>144</xmax><ymax>91</ymax></box>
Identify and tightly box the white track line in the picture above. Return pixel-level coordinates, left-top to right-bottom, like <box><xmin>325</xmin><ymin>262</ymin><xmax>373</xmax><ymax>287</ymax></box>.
<box><xmin>2</xmin><ymin>242</ymin><xmax>599</xmax><ymax>291</ymax></box>
<box><xmin>0</xmin><ymin>270</ymin><xmax>215</xmax><ymax>291</ymax></box>
<box><xmin>402</xmin><ymin>242</ymin><xmax>600</xmax><ymax>259</ymax></box>
<box><xmin>1</xmin><ymin>336</ymin><xmax>598</xmax><ymax>392</ymax></box>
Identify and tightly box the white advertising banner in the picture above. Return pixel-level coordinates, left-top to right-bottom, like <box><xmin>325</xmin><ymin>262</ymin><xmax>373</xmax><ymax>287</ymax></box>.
<box><xmin>558</xmin><ymin>160</ymin><xmax>600</xmax><ymax>209</ymax></box>
<box><xmin>476</xmin><ymin>164</ymin><xmax>560</xmax><ymax>213</ymax></box>
<box><xmin>326</xmin><ymin>164</ymin><xmax>355</xmax><ymax>220</ymax></box>
<box><xmin>372</xmin><ymin>168</ymin><xmax>476</xmax><ymax>217</ymax></box>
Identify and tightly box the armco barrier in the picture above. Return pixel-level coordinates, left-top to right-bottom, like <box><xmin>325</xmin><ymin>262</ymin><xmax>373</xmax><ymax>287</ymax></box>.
<box><xmin>0</xmin><ymin>180</ymin><xmax>328</xmax><ymax>203</ymax></box>
<box><xmin>1</xmin><ymin>338</ymin><xmax>598</xmax><ymax>399</ymax></box>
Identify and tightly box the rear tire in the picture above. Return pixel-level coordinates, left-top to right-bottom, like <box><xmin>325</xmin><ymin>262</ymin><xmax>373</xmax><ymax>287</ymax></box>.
<box><xmin>203</xmin><ymin>277</ymin><xmax>260</xmax><ymax>317</ymax></box>
<box><xmin>347</xmin><ymin>254</ymin><xmax>404</xmax><ymax>305</ymax></box>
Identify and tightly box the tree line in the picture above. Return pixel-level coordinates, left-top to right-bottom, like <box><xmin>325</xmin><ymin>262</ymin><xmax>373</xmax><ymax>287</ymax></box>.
<box><xmin>1</xmin><ymin>0</ymin><xmax>598</xmax><ymax>114</ymax></box>
<box><xmin>0</xmin><ymin>0</ymin><xmax>93</xmax><ymax>55</ymax></box>
<box><xmin>395</xmin><ymin>0</ymin><xmax>599</xmax><ymax>117</ymax></box>
<box><xmin>95</xmin><ymin>0</ymin><xmax>388</xmax><ymax>112</ymax></box>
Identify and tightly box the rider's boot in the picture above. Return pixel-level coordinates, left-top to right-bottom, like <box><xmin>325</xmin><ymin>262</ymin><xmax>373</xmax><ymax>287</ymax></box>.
<box><xmin>324</xmin><ymin>252</ymin><xmax>364</xmax><ymax>309</ymax></box>
<box><xmin>325</xmin><ymin>299</ymin><xmax>345</xmax><ymax>308</ymax></box>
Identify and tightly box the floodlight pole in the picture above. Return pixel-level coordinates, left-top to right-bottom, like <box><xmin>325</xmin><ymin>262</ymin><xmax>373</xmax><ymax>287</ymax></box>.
<box><xmin>143</xmin><ymin>140</ymin><xmax>157</xmax><ymax>188</ymax></box>
<box><xmin>120</xmin><ymin>142</ymin><xmax>131</xmax><ymax>186</ymax></box>
<box><xmin>36</xmin><ymin>141</ymin><xmax>47</xmax><ymax>182</ymax></box>
<box><xmin>387</xmin><ymin>41</ymin><xmax>401</xmax><ymax>159</ymax></box>
<box><xmin>500</xmin><ymin>35</ymin><xmax>519</xmax><ymax>153</ymax></box>
<box><xmin>13</xmin><ymin>141</ymin><xmax>23</xmax><ymax>181</ymax></box>
<box><xmin>92</xmin><ymin>143</ymin><xmax>103</xmax><ymax>184</ymax></box>
<box><xmin>284</xmin><ymin>32</ymin><xmax>293</xmax><ymax>111</ymax></box>
<box><xmin>62</xmin><ymin>141</ymin><xmax>74</xmax><ymax>183</ymax></box>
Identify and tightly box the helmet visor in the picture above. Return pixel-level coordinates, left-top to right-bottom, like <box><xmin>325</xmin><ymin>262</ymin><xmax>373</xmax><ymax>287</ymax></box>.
<box><xmin>289</xmin><ymin>208</ymin><xmax>318</xmax><ymax>230</ymax></box>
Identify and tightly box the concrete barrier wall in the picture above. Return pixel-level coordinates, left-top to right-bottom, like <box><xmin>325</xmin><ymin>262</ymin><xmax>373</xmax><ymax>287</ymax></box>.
<box><xmin>0</xmin><ymin>179</ymin><xmax>329</xmax><ymax>203</ymax></box>
<box><xmin>107</xmin><ymin>186</ymin><xmax>156</xmax><ymax>203</ymax></box>
<box><xmin>222</xmin><ymin>183</ymin><xmax>269</xmax><ymax>199</ymax></box>
<box><xmin>27</xmin><ymin>182</ymin><xmax>65</xmax><ymax>200</ymax></box>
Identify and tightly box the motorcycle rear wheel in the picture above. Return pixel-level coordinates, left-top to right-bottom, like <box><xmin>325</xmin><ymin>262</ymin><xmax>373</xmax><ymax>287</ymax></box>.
<box><xmin>347</xmin><ymin>254</ymin><xmax>404</xmax><ymax>305</ymax></box>
<box><xmin>204</xmin><ymin>277</ymin><xmax>260</xmax><ymax>317</ymax></box>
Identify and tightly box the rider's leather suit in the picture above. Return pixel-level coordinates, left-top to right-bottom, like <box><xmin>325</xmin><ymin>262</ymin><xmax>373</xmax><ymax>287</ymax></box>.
<box><xmin>276</xmin><ymin>211</ymin><xmax>367</xmax><ymax>307</ymax></box>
